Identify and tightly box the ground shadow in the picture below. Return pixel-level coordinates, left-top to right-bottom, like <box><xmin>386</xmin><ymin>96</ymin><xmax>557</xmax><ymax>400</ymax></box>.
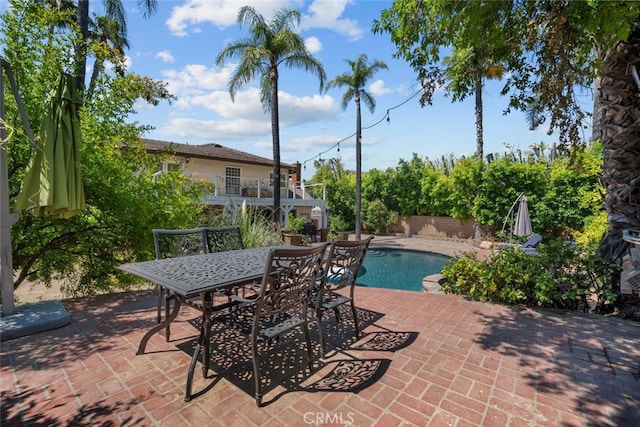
<box><xmin>177</xmin><ymin>305</ymin><xmax>417</xmax><ymax>405</ymax></box>
<box><xmin>1</xmin><ymin>386</ymin><xmax>145</xmax><ymax>426</ymax></box>
<box><xmin>473</xmin><ymin>306</ymin><xmax>640</xmax><ymax>427</ymax></box>
<box><xmin>1</xmin><ymin>290</ymin><xmax>167</xmax><ymax>426</ymax></box>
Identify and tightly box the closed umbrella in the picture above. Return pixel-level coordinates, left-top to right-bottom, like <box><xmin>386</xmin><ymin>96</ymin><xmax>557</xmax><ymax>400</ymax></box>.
<box><xmin>15</xmin><ymin>73</ymin><xmax>85</xmax><ymax>218</ymax></box>
<box><xmin>513</xmin><ymin>194</ymin><xmax>532</xmax><ymax>237</ymax></box>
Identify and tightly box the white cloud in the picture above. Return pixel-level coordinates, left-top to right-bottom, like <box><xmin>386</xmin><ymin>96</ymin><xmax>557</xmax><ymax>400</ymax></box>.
<box><xmin>133</xmin><ymin>99</ymin><xmax>156</xmax><ymax>111</ymax></box>
<box><xmin>165</xmin><ymin>0</ymin><xmax>360</xmax><ymax>41</ymax></box>
<box><xmin>160</xmin><ymin>63</ymin><xmax>234</xmax><ymax>99</ymax></box>
<box><xmin>158</xmin><ymin>117</ymin><xmax>271</xmax><ymax>140</ymax></box>
<box><xmin>166</xmin><ymin>0</ymin><xmax>299</xmax><ymax>36</ymax></box>
<box><xmin>154</xmin><ymin>75</ymin><xmax>339</xmax><ymax>142</ymax></box>
<box><xmin>284</xmin><ymin>134</ymin><xmax>346</xmax><ymax>152</ymax></box>
<box><xmin>156</xmin><ymin>50</ymin><xmax>174</xmax><ymax>63</ymax></box>
<box><xmin>301</xmin><ymin>0</ymin><xmax>363</xmax><ymax>41</ymax></box>
<box><xmin>368</xmin><ymin>80</ymin><xmax>394</xmax><ymax>96</ymax></box>
<box><xmin>305</xmin><ymin>36</ymin><xmax>322</xmax><ymax>54</ymax></box>
<box><xmin>277</xmin><ymin>92</ymin><xmax>338</xmax><ymax>126</ymax></box>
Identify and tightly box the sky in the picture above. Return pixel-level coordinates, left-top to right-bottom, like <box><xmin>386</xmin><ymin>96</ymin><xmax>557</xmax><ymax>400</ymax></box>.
<box><xmin>4</xmin><ymin>0</ymin><xmax>594</xmax><ymax>180</ymax></box>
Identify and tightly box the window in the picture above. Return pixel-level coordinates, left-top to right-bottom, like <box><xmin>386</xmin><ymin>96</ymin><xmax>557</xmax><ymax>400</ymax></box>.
<box><xmin>269</xmin><ymin>171</ymin><xmax>288</xmax><ymax>188</ymax></box>
<box><xmin>167</xmin><ymin>162</ymin><xmax>182</xmax><ymax>172</ymax></box>
<box><xmin>156</xmin><ymin>161</ymin><xmax>182</xmax><ymax>173</ymax></box>
<box><xmin>225</xmin><ymin>166</ymin><xmax>241</xmax><ymax>195</ymax></box>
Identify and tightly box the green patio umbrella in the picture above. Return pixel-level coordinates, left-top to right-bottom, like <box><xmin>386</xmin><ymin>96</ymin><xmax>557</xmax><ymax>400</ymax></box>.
<box><xmin>15</xmin><ymin>73</ymin><xmax>85</xmax><ymax>218</ymax></box>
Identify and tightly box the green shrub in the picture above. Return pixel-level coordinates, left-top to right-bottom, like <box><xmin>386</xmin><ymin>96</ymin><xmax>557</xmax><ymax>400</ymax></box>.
<box><xmin>574</xmin><ymin>211</ymin><xmax>607</xmax><ymax>250</ymax></box>
<box><xmin>365</xmin><ymin>199</ymin><xmax>389</xmax><ymax>234</ymax></box>
<box><xmin>329</xmin><ymin>215</ymin><xmax>350</xmax><ymax>232</ymax></box>
<box><xmin>441</xmin><ymin>240</ymin><xmax>618</xmax><ymax>312</ymax></box>
<box><xmin>203</xmin><ymin>201</ymin><xmax>283</xmax><ymax>247</ymax></box>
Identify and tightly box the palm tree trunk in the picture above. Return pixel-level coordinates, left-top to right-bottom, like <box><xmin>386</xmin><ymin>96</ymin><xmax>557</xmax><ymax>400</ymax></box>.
<box><xmin>593</xmin><ymin>29</ymin><xmax>640</xmax><ymax>265</ymax></box>
<box><xmin>270</xmin><ymin>67</ymin><xmax>282</xmax><ymax>224</ymax></box>
<box><xmin>355</xmin><ymin>92</ymin><xmax>362</xmax><ymax>241</ymax></box>
<box><xmin>474</xmin><ymin>66</ymin><xmax>484</xmax><ymax>160</ymax></box>
<box><xmin>86</xmin><ymin>60</ymin><xmax>103</xmax><ymax>102</ymax></box>
<box><xmin>75</xmin><ymin>0</ymin><xmax>89</xmax><ymax>94</ymax></box>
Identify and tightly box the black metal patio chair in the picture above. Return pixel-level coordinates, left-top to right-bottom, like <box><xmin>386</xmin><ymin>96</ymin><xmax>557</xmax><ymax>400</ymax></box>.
<box><xmin>153</xmin><ymin>227</ymin><xmax>208</xmax><ymax>341</ymax></box>
<box><xmin>203</xmin><ymin>225</ymin><xmax>244</xmax><ymax>253</ymax></box>
<box><xmin>213</xmin><ymin>243</ymin><xmax>330</xmax><ymax>406</ymax></box>
<box><xmin>313</xmin><ymin>237</ymin><xmax>373</xmax><ymax>358</ymax></box>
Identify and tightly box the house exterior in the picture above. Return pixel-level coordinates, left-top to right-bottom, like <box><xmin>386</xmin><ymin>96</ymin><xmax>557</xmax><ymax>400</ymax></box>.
<box><xmin>143</xmin><ymin>138</ymin><xmax>327</xmax><ymax>228</ymax></box>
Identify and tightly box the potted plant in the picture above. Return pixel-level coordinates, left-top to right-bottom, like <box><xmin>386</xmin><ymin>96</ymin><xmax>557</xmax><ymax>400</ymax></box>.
<box><xmin>282</xmin><ymin>214</ymin><xmax>306</xmax><ymax>246</ymax></box>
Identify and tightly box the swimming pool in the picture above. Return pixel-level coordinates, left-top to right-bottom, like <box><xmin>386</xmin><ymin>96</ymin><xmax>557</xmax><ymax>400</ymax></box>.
<box><xmin>357</xmin><ymin>248</ymin><xmax>450</xmax><ymax>292</ymax></box>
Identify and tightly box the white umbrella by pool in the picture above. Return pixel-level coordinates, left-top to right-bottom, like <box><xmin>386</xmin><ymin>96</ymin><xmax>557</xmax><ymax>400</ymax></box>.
<box><xmin>513</xmin><ymin>194</ymin><xmax>532</xmax><ymax>237</ymax></box>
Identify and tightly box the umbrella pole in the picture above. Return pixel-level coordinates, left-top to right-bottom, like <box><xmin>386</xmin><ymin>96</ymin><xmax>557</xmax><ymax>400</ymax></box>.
<box><xmin>1</xmin><ymin>58</ymin><xmax>37</xmax><ymax>316</ymax></box>
<box><xmin>1</xmin><ymin>60</ymin><xmax>17</xmax><ymax>316</ymax></box>
<box><xmin>500</xmin><ymin>192</ymin><xmax>524</xmax><ymax>244</ymax></box>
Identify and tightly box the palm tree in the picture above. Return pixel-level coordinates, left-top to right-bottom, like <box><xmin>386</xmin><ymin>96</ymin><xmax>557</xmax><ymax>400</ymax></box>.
<box><xmin>325</xmin><ymin>54</ymin><xmax>387</xmax><ymax>240</ymax></box>
<box><xmin>593</xmin><ymin>31</ymin><xmax>640</xmax><ymax>261</ymax></box>
<box><xmin>215</xmin><ymin>6</ymin><xmax>326</xmax><ymax>224</ymax></box>
<box><xmin>443</xmin><ymin>47</ymin><xmax>505</xmax><ymax>160</ymax></box>
<box><xmin>75</xmin><ymin>0</ymin><xmax>157</xmax><ymax>93</ymax></box>
<box><xmin>86</xmin><ymin>15</ymin><xmax>130</xmax><ymax>101</ymax></box>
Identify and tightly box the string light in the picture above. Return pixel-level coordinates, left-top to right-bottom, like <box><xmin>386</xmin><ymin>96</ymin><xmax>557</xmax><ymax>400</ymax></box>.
<box><xmin>300</xmin><ymin>85</ymin><xmax>425</xmax><ymax>169</ymax></box>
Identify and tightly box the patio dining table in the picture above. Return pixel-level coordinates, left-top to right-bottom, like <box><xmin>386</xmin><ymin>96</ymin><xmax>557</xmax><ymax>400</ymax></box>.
<box><xmin>119</xmin><ymin>245</ymin><xmax>293</xmax><ymax>401</ymax></box>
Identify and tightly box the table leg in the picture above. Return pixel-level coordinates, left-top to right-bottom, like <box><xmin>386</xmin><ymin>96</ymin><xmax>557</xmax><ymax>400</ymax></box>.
<box><xmin>184</xmin><ymin>292</ymin><xmax>213</xmax><ymax>401</ymax></box>
<box><xmin>185</xmin><ymin>323</ymin><xmax>204</xmax><ymax>402</ymax></box>
<box><xmin>137</xmin><ymin>297</ymin><xmax>182</xmax><ymax>355</ymax></box>
<box><xmin>201</xmin><ymin>292</ymin><xmax>212</xmax><ymax>377</ymax></box>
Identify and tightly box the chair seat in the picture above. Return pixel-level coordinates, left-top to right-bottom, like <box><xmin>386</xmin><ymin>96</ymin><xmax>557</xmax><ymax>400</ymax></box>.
<box><xmin>312</xmin><ymin>291</ymin><xmax>352</xmax><ymax>311</ymax></box>
<box><xmin>216</xmin><ymin>307</ymin><xmax>305</xmax><ymax>341</ymax></box>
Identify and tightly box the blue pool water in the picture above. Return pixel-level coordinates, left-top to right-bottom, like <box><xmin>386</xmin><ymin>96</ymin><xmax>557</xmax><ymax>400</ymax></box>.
<box><xmin>357</xmin><ymin>248</ymin><xmax>450</xmax><ymax>291</ymax></box>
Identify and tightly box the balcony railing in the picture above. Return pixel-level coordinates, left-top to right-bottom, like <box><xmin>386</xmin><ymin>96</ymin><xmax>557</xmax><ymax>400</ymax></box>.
<box><xmin>180</xmin><ymin>172</ymin><xmax>325</xmax><ymax>201</ymax></box>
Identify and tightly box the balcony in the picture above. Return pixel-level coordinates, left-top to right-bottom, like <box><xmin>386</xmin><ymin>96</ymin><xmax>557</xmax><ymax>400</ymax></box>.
<box><xmin>200</xmin><ymin>176</ymin><xmax>326</xmax><ymax>210</ymax></box>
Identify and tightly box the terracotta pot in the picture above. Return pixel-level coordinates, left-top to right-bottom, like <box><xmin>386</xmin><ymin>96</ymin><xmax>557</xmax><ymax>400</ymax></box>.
<box><xmin>283</xmin><ymin>233</ymin><xmax>304</xmax><ymax>246</ymax></box>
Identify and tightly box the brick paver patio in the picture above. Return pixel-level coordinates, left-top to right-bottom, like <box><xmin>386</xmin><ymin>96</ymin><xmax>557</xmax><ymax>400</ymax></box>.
<box><xmin>2</xmin><ymin>282</ymin><xmax>639</xmax><ymax>426</ymax></box>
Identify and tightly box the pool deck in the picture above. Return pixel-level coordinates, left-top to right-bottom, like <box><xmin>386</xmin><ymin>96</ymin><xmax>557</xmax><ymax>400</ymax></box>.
<box><xmin>367</xmin><ymin>234</ymin><xmax>483</xmax><ymax>257</ymax></box>
<box><xmin>2</xmin><ymin>235</ymin><xmax>639</xmax><ymax>426</ymax></box>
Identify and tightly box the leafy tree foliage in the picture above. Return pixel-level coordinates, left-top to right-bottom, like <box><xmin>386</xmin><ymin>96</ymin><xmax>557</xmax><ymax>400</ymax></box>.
<box><xmin>419</xmin><ymin>166</ymin><xmax>453</xmax><ymax>217</ymax></box>
<box><xmin>362</xmin><ymin>168</ymin><xmax>394</xmax><ymax>212</ymax></box>
<box><xmin>446</xmin><ymin>156</ymin><xmax>484</xmax><ymax>221</ymax></box>
<box><xmin>374</xmin><ymin>0</ymin><xmax>640</xmax><ymax>260</ymax></box>
<box><xmin>373</xmin><ymin>0</ymin><xmax>516</xmax><ymax>159</ymax></box>
<box><xmin>311</xmin><ymin>142</ymin><xmax>603</xmax><ymax>244</ymax></box>
<box><xmin>364</xmin><ymin>200</ymin><xmax>389</xmax><ymax>234</ymax></box>
<box><xmin>2</xmin><ymin>1</ymin><xmax>204</xmax><ymax>297</ymax></box>
<box><xmin>473</xmin><ymin>156</ymin><xmax>548</xmax><ymax>231</ymax></box>
<box><xmin>388</xmin><ymin>154</ymin><xmax>425</xmax><ymax>217</ymax></box>
<box><xmin>309</xmin><ymin>158</ymin><xmax>355</xmax><ymax>231</ymax></box>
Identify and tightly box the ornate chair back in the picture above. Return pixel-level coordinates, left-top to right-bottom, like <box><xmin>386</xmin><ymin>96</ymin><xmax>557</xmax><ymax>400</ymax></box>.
<box><xmin>315</xmin><ymin>236</ymin><xmax>373</xmax><ymax>357</ymax></box>
<box><xmin>153</xmin><ymin>228</ymin><xmax>207</xmax><ymax>259</ymax></box>
<box><xmin>203</xmin><ymin>226</ymin><xmax>244</xmax><ymax>253</ymax></box>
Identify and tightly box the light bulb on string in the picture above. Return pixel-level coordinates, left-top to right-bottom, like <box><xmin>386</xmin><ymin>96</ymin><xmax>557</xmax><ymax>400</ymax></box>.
<box><xmin>386</xmin><ymin>113</ymin><xmax>390</xmax><ymax>125</ymax></box>
<box><xmin>337</xmin><ymin>143</ymin><xmax>340</xmax><ymax>152</ymax></box>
